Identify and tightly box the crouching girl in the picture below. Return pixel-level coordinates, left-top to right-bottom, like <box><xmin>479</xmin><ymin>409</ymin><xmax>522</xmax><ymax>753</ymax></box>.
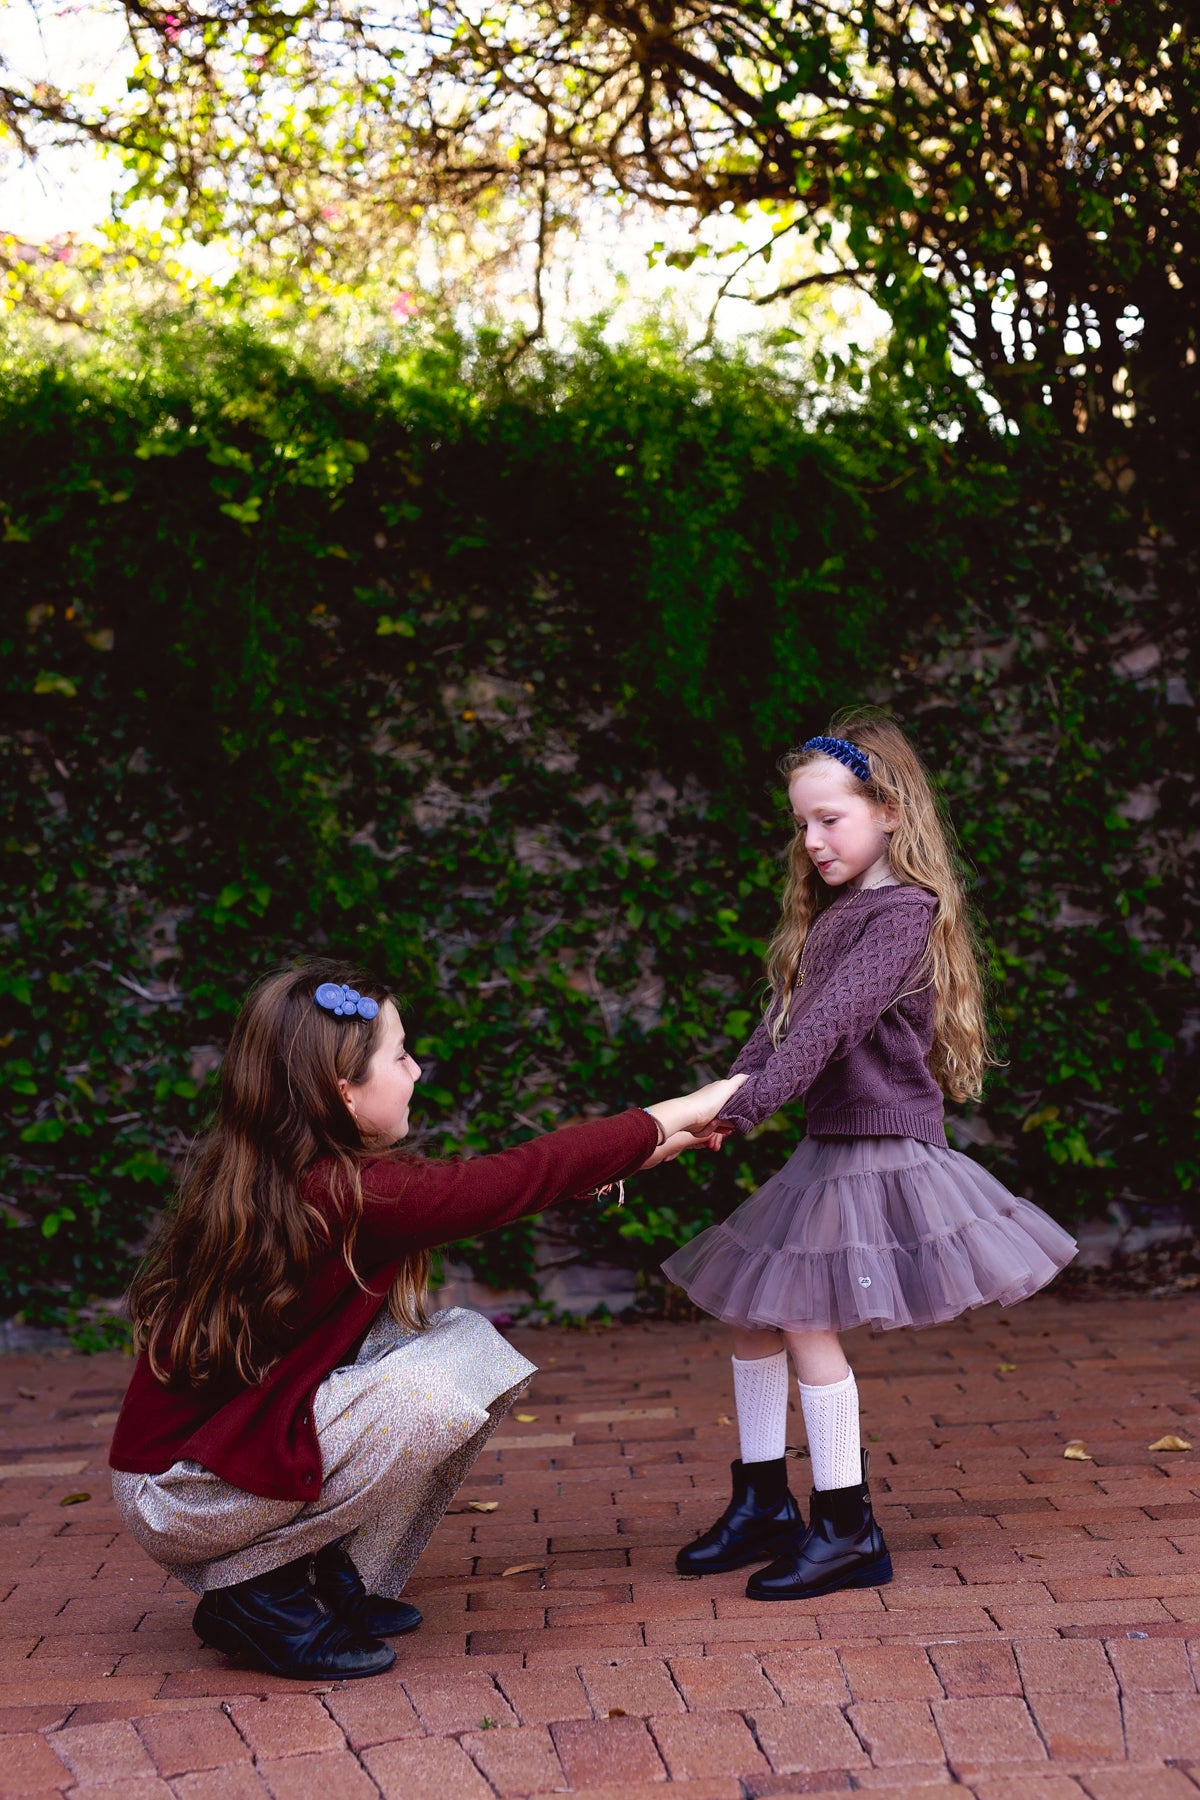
<box><xmin>109</xmin><ymin>961</ymin><xmax>742</xmax><ymax>1681</ymax></box>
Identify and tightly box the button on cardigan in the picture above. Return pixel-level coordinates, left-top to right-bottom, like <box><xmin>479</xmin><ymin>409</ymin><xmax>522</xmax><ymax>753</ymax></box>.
<box><xmin>719</xmin><ymin>884</ymin><xmax>946</xmax><ymax>1146</ymax></box>
<box><xmin>109</xmin><ymin>1108</ymin><xmax>658</xmax><ymax>1501</ymax></box>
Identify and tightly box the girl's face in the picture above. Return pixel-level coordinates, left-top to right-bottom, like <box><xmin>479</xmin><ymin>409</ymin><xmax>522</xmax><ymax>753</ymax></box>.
<box><xmin>789</xmin><ymin>760</ymin><xmax>897</xmax><ymax>889</ymax></box>
<box><xmin>339</xmin><ymin>999</ymin><xmax>422</xmax><ymax>1148</ymax></box>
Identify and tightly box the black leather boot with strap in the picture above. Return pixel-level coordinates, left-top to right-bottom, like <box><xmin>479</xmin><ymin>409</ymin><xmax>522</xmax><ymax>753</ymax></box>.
<box><xmin>675</xmin><ymin>1457</ymin><xmax>804</xmax><ymax>1575</ymax></box>
<box><xmin>746</xmin><ymin>1450</ymin><xmax>892</xmax><ymax>1602</ymax></box>
<box><xmin>193</xmin><ymin>1555</ymin><xmax>395</xmax><ymax>1679</ymax></box>
<box><xmin>311</xmin><ymin>1538</ymin><xmax>423</xmax><ymax>1637</ymax></box>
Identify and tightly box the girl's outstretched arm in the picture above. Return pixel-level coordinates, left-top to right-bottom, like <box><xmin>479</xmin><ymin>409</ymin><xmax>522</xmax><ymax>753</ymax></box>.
<box><xmin>338</xmin><ymin>1076</ymin><xmax>745</xmax><ymax>1263</ymax></box>
<box><xmin>728</xmin><ymin>1014</ymin><xmax>777</xmax><ymax>1079</ymax></box>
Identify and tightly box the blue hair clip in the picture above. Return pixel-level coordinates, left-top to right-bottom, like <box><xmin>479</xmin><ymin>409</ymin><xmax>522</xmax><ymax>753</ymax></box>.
<box><xmin>802</xmin><ymin>735</ymin><xmax>871</xmax><ymax>784</ymax></box>
<box><xmin>314</xmin><ymin>982</ymin><xmax>380</xmax><ymax>1020</ymax></box>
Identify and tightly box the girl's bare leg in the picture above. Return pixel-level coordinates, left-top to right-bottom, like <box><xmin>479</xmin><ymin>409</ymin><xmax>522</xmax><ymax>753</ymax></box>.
<box><xmin>780</xmin><ymin>1329</ymin><xmax>849</xmax><ymax>1386</ymax></box>
<box><xmin>731</xmin><ymin>1326</ymin><xmax>785</xmax><ymax>1361</ymax></box>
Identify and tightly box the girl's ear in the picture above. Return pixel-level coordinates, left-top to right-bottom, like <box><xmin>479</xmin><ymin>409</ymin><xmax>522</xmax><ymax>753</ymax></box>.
<box><xmin>880</xmin><ymin>798</ymin><xmax>900</xmax><ymax>833</ymax></box>
<box><xmin>337</xmin><ymin>1077</ymin><xmax>357</xmax><ymax>1118</ymax></box>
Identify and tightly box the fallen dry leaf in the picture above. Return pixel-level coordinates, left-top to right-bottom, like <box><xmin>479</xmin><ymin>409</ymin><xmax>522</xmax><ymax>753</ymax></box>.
<box><xmin>608</xmin><ymin>1708</ymin><xmax>627</xmax><ymax>1718</ymax></box>
<box><xmin>59</xmin><ymin>1492</ymin><xmax>91</xmax><ymax>1506</ymax></box>
<box><xmin>1149</xmin><ymin>1434</ymin><xmax>1193</xmax><ymax>1453</ymax></box>
<box><xmin>501</xmin><ymin>1563</ymin><xmax>547</xmax><ymax>1578</ymax></box>
<box><xmin>997</xmin><ymin>1362</ymin><xmax>1017</xmax><ymax>1374</ymax></box>
<box><xmin>514</xmin><ymin>1413</ymin><xmax>539</xmax><ymax>1423</ymax></box>
<box><xmin>715</xmin><ymin>1414</ymin><xmax>733</xmax><ymax>1426</ymax></box>
<box><xmin>1063</xmin><ymin>1440</ymin><xmax>1094</xmax><ymax>1461</ymax></box>
<box><xmin>1024</xmin><ymin>1552</ymin><xmax>1046</xmax><ymax>1560</ymax></box>
<box><xmin>17</xmin><ymin>1387</ymin><xmax>37</xmax><ymax>1400</ymax></box>
<box><xmin>468</xmin><ymin>1500</ymin><xmax>499</xmax><ymax>1513</ymax></box>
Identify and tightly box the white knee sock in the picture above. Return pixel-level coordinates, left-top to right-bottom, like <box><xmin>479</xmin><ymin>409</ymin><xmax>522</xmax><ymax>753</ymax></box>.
<box><xmin>731</xmin><ymin>1351</ymin><xmax>789</xmax><ymax>1464</ymax></box>
<box><xmin>797</xmin><ymin>1369</ymin><xmax>861</xmax><ymax>1491</ymax></box>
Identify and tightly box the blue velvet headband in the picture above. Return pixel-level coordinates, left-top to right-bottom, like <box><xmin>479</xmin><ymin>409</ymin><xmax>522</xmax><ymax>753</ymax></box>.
<box><xmin>314</xmin><ymin>982</ymin><xmax>379</xmax><ymax>1020</ymax></box>
<box><xmin>802</xmin><ymin>735</ymin><xmax>871</xmax><ymax>784</ymax></box>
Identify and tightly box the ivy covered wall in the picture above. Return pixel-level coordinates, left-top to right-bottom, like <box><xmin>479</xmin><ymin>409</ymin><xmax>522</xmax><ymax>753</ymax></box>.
<box><xmin>2</xmin><ymin>322</ymin><xmax>1196</xmax><ymax>1337</ymax></box>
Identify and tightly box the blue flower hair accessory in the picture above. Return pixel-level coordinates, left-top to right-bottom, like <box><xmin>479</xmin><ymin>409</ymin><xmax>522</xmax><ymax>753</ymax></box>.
<box><xmin>314</xmin><ymin>982</ymin><xmax>380</xmax><ymax>1021</ymax></box>
<box><xmin>802</xmin><ymin>735</ymin><xmax>871</xmax><ymax>784</ymax></box>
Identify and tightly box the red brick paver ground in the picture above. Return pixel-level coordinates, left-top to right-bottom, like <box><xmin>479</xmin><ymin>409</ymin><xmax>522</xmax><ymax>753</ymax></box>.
<box><xmin>3</xmin><ymin>1294</ymin><xmax>1200</xmax><ymax>1797</ymax></box>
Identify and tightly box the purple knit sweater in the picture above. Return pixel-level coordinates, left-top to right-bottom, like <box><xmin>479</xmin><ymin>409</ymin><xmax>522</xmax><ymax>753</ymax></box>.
<box><xmin>719</xmin><ymin>883</ymin><xmax>946</xmax><ymax>1147</ymax></box>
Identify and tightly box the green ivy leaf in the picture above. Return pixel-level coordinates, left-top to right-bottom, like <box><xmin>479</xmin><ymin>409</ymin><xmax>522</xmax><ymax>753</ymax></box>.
<box><xmin>20</xmin><ymin>1118</ymin><xmax>67</xmax><ymax>1143</ymax></box>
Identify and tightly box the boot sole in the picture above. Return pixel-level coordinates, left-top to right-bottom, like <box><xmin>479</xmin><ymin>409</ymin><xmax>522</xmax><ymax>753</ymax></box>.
<box><xmin>195</xmin><ymin>1615</ymin><xmax>396</xmax><ymax>1681</ymax></box>
<box><xmin>747</xmin><ymin>1550</ymin><xmax>894</xmax><ymax>1603</ymax></box>
<box><xmin>676</xmin><ymin>1526</ymin><xmax>805</xmax><ymax>1577</ymax></box>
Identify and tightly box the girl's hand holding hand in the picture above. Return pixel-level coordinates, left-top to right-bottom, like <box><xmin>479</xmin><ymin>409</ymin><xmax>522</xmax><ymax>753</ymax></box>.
<box><xmin>640</xmin><ymin>1127</ymin><xmax>705</xmax><ymax>1170</ymax></box>
<box><xmin>637</xmin><ymin>1075</ymin><xmax>746</xmax><ymax>1170</ymax></box>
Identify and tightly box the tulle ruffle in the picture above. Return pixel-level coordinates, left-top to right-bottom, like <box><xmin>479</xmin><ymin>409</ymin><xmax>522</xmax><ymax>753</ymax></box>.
<box><xmin>661</xmin><ymin>1135</ymin><xmax>1077</xmax><ymax>1333</ymax></box>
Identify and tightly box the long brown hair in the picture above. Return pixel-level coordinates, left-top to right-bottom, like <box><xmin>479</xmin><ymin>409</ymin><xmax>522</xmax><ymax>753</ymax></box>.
<box><xmin>766</xmin><ymin>708</ymin><xmax>991</xmax><ymax>1102</ymax></box>
<box><xmin>129</xmin><ymin>960</ymin><xmax>430</xmax><ymax>1389</ymax></box>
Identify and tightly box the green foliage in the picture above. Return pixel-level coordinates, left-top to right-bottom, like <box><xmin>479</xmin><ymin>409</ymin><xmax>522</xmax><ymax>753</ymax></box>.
<box><xmin>10</xmin><ymin>3</ymin><xmax>1192</xmax><ymax>451</ymax></box>
<box><xmin>1</xmin><ymin>316</ymin><xmax>1195</xmax><ymax>1331</ymax></box>
<box><xmin>889</xmin><ymin>538</ymin><xmax>1198</xmax><ymax>1206</ymax></box>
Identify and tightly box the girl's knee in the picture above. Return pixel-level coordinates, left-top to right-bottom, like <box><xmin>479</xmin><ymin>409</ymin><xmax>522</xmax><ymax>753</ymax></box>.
<box><xmin>731</xmin><ymin>1326</ymin><xmax>786</xmax><ymax>1359</ymax></box>
<box><xmin>781</xmin><ymin>1329</ymin><xmax>849</xmax><ymax>1384</ymax></box>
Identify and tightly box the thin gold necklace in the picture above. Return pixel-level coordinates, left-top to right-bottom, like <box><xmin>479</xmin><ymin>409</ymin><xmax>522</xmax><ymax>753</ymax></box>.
<box><xmin>796</xmin><ymin>886</ymin><xmax>865</xmax><ymax>988</ymax></box>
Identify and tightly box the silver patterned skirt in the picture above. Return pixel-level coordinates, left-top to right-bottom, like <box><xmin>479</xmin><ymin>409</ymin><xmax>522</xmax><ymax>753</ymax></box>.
<box><xmin>111</xmin><ymin>1306</ymin><xmax>534</xmax><ymax>1595</ymax></box>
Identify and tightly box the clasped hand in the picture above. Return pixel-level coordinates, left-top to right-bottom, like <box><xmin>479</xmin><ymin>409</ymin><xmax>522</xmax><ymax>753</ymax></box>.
<box><xmin>635</xmin><ymin>1074</ymin><xmax>747</xmax><ymax>1171</ymax></box>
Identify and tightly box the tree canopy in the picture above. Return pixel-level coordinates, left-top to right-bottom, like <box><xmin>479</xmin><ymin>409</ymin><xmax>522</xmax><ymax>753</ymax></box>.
<box><xmin>5</xmin><ymin>4</ymin><xmax>1197</xmax><ymax>449</ymax></box>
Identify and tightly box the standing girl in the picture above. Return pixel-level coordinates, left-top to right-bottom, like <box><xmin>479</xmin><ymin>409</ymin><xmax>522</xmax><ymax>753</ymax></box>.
<box><xmin>663</xmin><ymin>712</ymin><xmax>1076</xmax><ymax>1602</ymax></box>
<box><xmin>109</xmin><ymin>961</ymin><xmax>742</xmax><ymax>1679</ymax></box>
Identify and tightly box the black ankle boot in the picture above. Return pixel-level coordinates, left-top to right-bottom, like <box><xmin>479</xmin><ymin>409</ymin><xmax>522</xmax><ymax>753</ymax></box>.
<box><xmin>676</xmin><ymin>1457</ymin><xmax>804</xmax><ymax>1575</ymax></box>
<box><xmin>193</xmin><ymin>1555</ymin><xmax>396</xmax><ymax>1680</ymax></box>
<box><xmin>311</xmin><ymin>1538</ymin><xmax>422</xmax><ymax>1638</ymax></box>
<box><xmin>746</xmin><ymin>1450</ymin><xmax>892</xmax><ymax>1602</ymax></box>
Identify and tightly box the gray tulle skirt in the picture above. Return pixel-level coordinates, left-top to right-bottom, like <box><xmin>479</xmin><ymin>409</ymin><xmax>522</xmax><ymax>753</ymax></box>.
<box><xmin>661</xmin><ymin>1135</ymin><xmax>1077</xmax><ymax>1333</ymax></box>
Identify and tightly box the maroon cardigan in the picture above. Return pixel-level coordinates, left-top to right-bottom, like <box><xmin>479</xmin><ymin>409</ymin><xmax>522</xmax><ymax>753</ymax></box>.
<box><xmin>109</xmin><ymin>1109</ymin><xmax>657</xmax><ymax>1500</ymax></box>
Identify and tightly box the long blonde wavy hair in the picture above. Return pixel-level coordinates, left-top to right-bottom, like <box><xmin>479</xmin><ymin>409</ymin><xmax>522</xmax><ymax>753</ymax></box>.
<box><xmin>765</xmin><ymin>709</ymin><xmax>991</xmax><ymax>1102</ymax></box>
<box><xmin>130</xmin><ymin>961</ymin><xmax>430</xmax><ymax>1389</ymax></box>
